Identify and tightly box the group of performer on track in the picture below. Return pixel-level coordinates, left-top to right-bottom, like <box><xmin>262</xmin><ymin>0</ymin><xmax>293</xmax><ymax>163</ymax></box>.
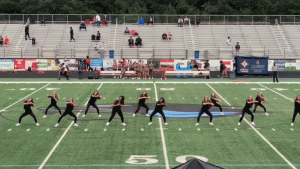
<box><xmin>16</xmin><ymin>90</ymin><xmax>300</xmax><ymax>127</ymax></box>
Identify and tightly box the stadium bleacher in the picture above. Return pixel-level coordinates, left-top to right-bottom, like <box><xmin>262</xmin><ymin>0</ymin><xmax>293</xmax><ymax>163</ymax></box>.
<box><xmin>0</xmin><ymin>22</ymin><xmax>299</xmax><ymax>59</ymax></box>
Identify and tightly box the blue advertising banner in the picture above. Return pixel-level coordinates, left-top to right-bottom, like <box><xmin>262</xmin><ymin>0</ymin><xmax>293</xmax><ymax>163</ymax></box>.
<box><xmin>236</xmin><ymin>56</ymin><xmax>269</xmax><ymax>74</ymax></box>
<box><xmin>90</xmin><ymin>59</ymin><xmax>103</xmax><ymax>68</ymax></box>
<box><xmin>0</xmin><ymin>59</ymin><xmax>14</xmax><ymax>70</ymax></box>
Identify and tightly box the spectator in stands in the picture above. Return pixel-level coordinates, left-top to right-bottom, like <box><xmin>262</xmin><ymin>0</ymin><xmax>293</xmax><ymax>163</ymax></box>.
<box><xmin>121</xmin><ymin>58</ymin><xmax>126</xmax><ymax>67</ymax></box>
<box><xmin>70</xmin><ymin>27</ymin><xmax>75</xmax><ymax>42</ymax></box>
<box><xmin>92</xmin><ymin>16</ymin><xmax>97</xmax><ymax>23</ymax></box>
<box><xmin>102</xmin><ymin>19</ymin><xmax>107</xmax><ymax>26</ymax></box>
<box><xmin>96</xmin><ymin>31</ymin><xmax>101</xmax><ymax>41</ymax></box>
<box><xmin>275</xmin><ymin>19</ymin><xmax>279</xmax><ymax>26</ymax></box>
<box><xmin>86</xmin><ymin>56</ymin><xmax>92</xmax><ymax>71</ymax></box>
<box><xmin>4</xmin><ymin>36</ymin><xmax>9</xmax><ymax>45</ymax></box>
<box><xmin>235</xmin><ymin>42</ymin><xmax>240</xmax><ymax>56</ymax></box>
<box><xmin>112</xmin><ymin>60</ymin><xmax>117</xmax><ymax>70</ymax></box>
<box><xmin>25</xmin><ymin>25</ymin><xmax>31</xmax><ymax>40</ymax></box>
<box><xmin>41</xmin><ymin>17</ymin><xmax>45</xmax><ymax>26</ymax></box>
<box><xmin>100</xmin><ymin>42</ymin><xmax>107</xmax><ymax>58</ymax></box>
<box><xmin>79</xmin><ymin>22</ymin><xmax>86</xmax><ymax>31</ymax></box>
<box><xmin>124</xmin><ymin>27</ymin><xmax>130</xmax><ymax>34</ymax></box>
<box><xmin>184</xmin><ymin>16</ymin><xmax>189</xmax><ymax>25</ymax></box>
<box><xmin>162</xmin><ymin>32</ymin><xmax>167</xmax><ymax>40</ymax></box>
<box><xmin>32</xmin><ymin>37</ymin><xmax>36</xmax><ymax>46</ymax></box>
<box><xmin>0</xmin><ymin>36</ymin><xmax>3</xmax><ymax>45</ymax></box>
<box><xmin>128</xmin><ymin>36</ymin><xmax>134</xmax><ymax>48</ymax></box>
<box><xmin>196</xmin><ymin>17</ymin><xmax>201</xmax><ymax>26</ymax></box>
<box><xmin>178</xmin><ymin>18</ymin><xmax>183</xmax><ymax>27</ymax></box>
<box><xmin>226</xmin><ymin>37</ymin><xmax>231</xmax><ymax>48</ymax></box>
<box><xmin>204</xmin><ymin>60</ymin><xmax>210</xmax><ymax>70</ymax></box>
<box><xmin>147</xmin><ymin>17</ymin><xmax>153</xmax><ymax>25</ymax></box>
<box><xmin>135</xmin><ymin>36</ymin><xmax>142</xmax><ymax>47</ymax></box>
<box><xmin>95</xmin><ymin>44</ymin><xmax>100</xmax><ymax>52</ymax></box>
<box><xmin>96</xmin><ymin>15</ymin><xmax>101</xmax><ymax>22</ymax></box>
<box><xmin>134</xmin><ymin>31</ymin><xmax>139</xmax><ymax>36</ymax></box>
<box><xmin>168</xmin><ymin>32</ymin><xmax>173</xmax><ymax>41</ymax></box>
<box><xmin>26</xmin><ymin>18</ymin><xmax>30</xmax><ymax>26</ymax></box>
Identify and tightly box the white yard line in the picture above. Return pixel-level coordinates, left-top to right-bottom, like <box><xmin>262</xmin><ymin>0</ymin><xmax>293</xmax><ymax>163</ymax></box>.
<box><xmin>38</xmin><ymin>83</ymin><xmax>103</xmax><ymax>169</ymax></box>
<box><xmin>0</xmin><ymin>83</ymin><xmax>50</xmax><ymax>112</ymax></box>
<box><xmin>257</xmin><ymin>83</ymin><xmax>294</xmax><ymax>102</ymax></box>
<box><xmin>154</xmin><ymin>82</ymin><xmax>170</xmax><ymax>169</ymax></box>
<box><xmin>206</xmin><ymin>83</ymin><xmax>297</xmax><ymax>169</ymax></box>
<box><xmin>0</xmin><ymin>81</ymin><xmax>300</xmax><ymax>84</ymax></box>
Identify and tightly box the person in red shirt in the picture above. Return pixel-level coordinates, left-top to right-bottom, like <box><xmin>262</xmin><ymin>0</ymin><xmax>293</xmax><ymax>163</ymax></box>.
<box><xmin>122</xmin><ymin>58</ymin><xmax>126</xmax><ymax>67</ymax></box>
<box><xmin>4</xmin><ymin>36</ymin><xmax>9</xmax><ymax>45</ymax></box>
<box><xmin>86</xmin><ymin>56</ymin><xmax>92</xmax><ymax>71</ymax></box>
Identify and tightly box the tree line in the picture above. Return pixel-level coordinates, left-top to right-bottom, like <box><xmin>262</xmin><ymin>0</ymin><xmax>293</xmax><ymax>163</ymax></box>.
<box><xmin>0</xmin><ymin>0</ymin><xmax>299</xmax><ymax>15</ymax></box>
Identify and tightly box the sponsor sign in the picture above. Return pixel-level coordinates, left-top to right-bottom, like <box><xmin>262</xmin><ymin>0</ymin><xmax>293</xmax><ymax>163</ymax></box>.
<box><xmin>0</xmin><ymin>59</ymin><xmax>14</xmax><ymax>70</ymax></box>
<box><xmin>236</xmin><ymin>56</ymin><xmax>269</xmax><ymax>74</ymax></box>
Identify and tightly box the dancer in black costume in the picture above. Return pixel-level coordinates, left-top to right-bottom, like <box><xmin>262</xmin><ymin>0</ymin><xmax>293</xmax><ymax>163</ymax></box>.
<box><xmin>83</xmin><ymin>90</ymin><xmax>102</xmax><ymax>117</ymax></box>
<box><xmin>106</xmin><ymin>96</ymin><xmax>126</xmax><ymax>126</ymax></box>
<box><xmin>55</xmin><ymin>98</ymin><xmax>78</xmax><ymax>127</ymax></box>
<box><xmin>253</xmin><ymin>92</ymin><xmax>268</xmax><ymax>116</ymax></box>
<box><xmin>238</xmin><ymin>95</ymin><xmax>258</xmax><ymax>126</ymax></box>
<box><xmin>291</xmin><ymin>95</ymin><xmax>300</xmax><ymax>126</ymax></box>
<box><xmin>16</xmin><ymin>98</ymin><xmax>39</xmax><ymax>126</ymax></box>
<box><xmin>149</xmin><ymin>97</ymin><xmax>168</xmax><ymax>125</ymax></box>
<box><xmin>196</xmin><ymin>96</ymin><xmax>214</xmax><ymax>126</ymax></box>
<box><xmin>133</xmin><ymin>91</ymin><xmax>150</xmax><ymax>117</ymax></box>
<box><xmin>44</xmin><ymin>91</ymin><xmax>61</xmax><ymax>118</ymax></box>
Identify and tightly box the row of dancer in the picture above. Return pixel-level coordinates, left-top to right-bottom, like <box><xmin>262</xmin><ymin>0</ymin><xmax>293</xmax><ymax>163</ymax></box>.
<box><xmin>17</xmin><ymin>91</ymin><xmax>300</xmax><ymax>127</ymax></box>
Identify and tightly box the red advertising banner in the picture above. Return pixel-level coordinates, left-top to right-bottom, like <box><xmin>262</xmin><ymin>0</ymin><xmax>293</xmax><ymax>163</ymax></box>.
<box><xmin>14</xmin><ymin>59</ymin><xmax>26</xmax><ymax>70</ymax></box>
<box><xmin>160</xmin><ymin>59</ymin><xmax>174</xmax><ymax>71</ymax></box>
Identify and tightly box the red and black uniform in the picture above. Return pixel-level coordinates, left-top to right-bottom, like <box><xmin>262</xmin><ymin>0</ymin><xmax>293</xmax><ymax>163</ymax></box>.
<box><xmin>253</xmin><ymin>96</ymin><xmax>266</xmax><ymax>113</ymax></box>
<box><xmin>134</xmin><ymin>94</ymin><xmax>149</xmax><ymax>115</ymax></box>
<box><xmin>197</xmin><ymin>101</ymin><xmax>213</xmax><ymax>123</ymax></box>
<box><xmin>239</xmin><ymin>99</ymin><xmax>254</xmax><ymax>122</ymax></box>
<box><xmin>84</xmin><ymin>95</ymin><xmax>100</xmax><ymax>116</ymax></box>
<box><xmin>45</xmin><ymin>96</ymin><xmax>61</xmax><ymax>115</ymax></box>
<box><xmin>58</xmin><ymin>103</ymin><xmax>77</xmax><ymax>123</ymax></box>
<box><xmin>19</xmin><ymin>102</ymin><xmax>37</xmax><ymax>123</ymax></box>
<box><xmin>292</xmin><ymin>100</ymin><xmax>300</xmax><ymax>123</ymax></box>
<box><xmin>108</xmin><ymin>100</ymin><xmax>124</xmax><ymax>123</ymax></box>
<box><xmin>150</xmin><ymin>102</ymin><xmax>166</xmax><ymax>123</ymax></box>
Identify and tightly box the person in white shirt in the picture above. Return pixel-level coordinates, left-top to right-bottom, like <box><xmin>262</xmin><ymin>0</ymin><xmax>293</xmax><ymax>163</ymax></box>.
<box><xmin>271</xmin><ymin>63</ymin><xmax>279</xmax><ymax>83</ymax></box>
<box><xmin>96</xmin><ymin>15</ymin><xmax>100</xmax><ymax>21</ymax></box>
<box><xmin>147</xmin><ymin>17</ymin><xmax>153</xmax><ymax>25</ymax></box>
<box><xmin>178</xmin><ymin>18</ymin><xmax>183</xmax><ymax>27</ymax></box>
<box><xmin>226</xmin><ymin>37</ymin><xmax>231</xmax><ymax>48</ymax></box>
<box><xmin>100</xmin><ymin>42</ymin><xmax>107</xmax><ymax>58</ymax></box>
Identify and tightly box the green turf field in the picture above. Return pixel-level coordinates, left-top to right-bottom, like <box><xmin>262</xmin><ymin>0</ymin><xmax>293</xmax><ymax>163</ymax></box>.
<box><xmin>0</xmin><ymin>79</ymin><xmax>299</xmax><ymax>169</ymax></box>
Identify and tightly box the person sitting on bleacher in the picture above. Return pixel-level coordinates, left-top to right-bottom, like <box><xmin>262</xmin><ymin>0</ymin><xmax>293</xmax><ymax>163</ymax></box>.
<box><xmin>128</xmin><ymin>36</ymin><xmax>134</xmax><ymax>48</ymax></box>
<box><xmin>96</xmin><ymin>31</ymin><xmax>101</xmax><ymax>41</ymax></box>
<box><xmin>178</xmin><ymin>18</ymin><xmax>183</xmax><ymax>27</ymax></box>
<box><xmin>4</xmin><ymin>36</ymin><xmax>9</xmax><ymax>45</ymax></box>
<box><xmin>32</xmin><ymin>37</ymin><xmax>36</xmax><ymax>46</ymax></box>
<box><xmin>102</xmin><ymin>19</ymin><xmax>107</xmax><ymax>26</ymax></box>
<box><xmin>168</xmin><ymin>32</ymin><xmax>173</xmax><ymax>41</ymax></box>
<box><xmin>147</xmin><ymin>17</ymin><xmax>153</xmax><ymax>25</ymax></box>
<box><xmin>95</xmin><ymin>44</ymin><xmax>100</xmax><ymax>53</ymax></box>
<box><xmin>124</xmin><ymin>27</ymin><xmax>130</xmax><ymax>34</ymax></box>
<box><xmin>135</xmin><ymin>36</ymin><xmax>142</xmax><ymax>48</ymax></box>
<box><xmin>162</xmin><ymin>32</ymin><xmax>168</xmax><ymax>40</ymax></box>
<box><xmin>134</xmin><ymin>31</ymin><xmax>139</xmax><ymax>36</ymax></box>
<box><xmin>0</xmin><ymin>36</ymin><xmax>3</xmax><ymax>45</ymax></box>
<box><xmin>79</xmin><ymin>22</ymin><xmax>86</xmax><ymax>31</ymax></box>
<box><xmin>184</xmin><ymin>17</ymin><xmax>189</xmax><ymax>25</ymax></box>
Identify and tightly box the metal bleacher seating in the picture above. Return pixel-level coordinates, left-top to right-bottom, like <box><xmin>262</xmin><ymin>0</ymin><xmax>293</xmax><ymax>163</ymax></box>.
<box><xmin>0</xmin><ymin>23</ymin><xmax>298</xmax><ymax>59</ymax></box>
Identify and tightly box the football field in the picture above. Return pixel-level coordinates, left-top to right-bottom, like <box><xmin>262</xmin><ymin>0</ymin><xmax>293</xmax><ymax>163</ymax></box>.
<box><xmin>0</xmin><ymin>78</ymin><xmax>299</xmax><ymax>169</ymax></box>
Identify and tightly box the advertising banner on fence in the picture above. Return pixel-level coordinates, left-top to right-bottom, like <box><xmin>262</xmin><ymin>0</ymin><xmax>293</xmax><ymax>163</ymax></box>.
<box><xmin>160</xmin><ymin>59</ymin><xmax>174</xmax><ymax>71</ymax></box>
<box><xmin>0</xmin><ymin>59</ymin><xmax>14</xmax><ymax>70</ymax></box>
<box><xmin>58</xmin><ymin>59</ymin><xmax>77</xmax><ymax>71</ymax></box>
<box><xmin>236</xmin><ymin>56</ymin><xmax>269</xmax><ymax>74</ymax></box>
<box><xmin>296</xmin><ymin>60</ymin><xmax>300</xmax><ymax>71</ymax></box>
<box><xmin>90</xmin><ymin>59</ymin><xmax>103</xmax><ymax>69</ymax></box>
<box><xmin>13</xmin><ymin>59</ymin><xmax>59</xmax><ymax>71</ymax></box>
<box><xmin>274</xmin><ymin>60</ymin><xmax>285</xmax><ymax>71</ymax></box>
<box><xmin>285</xmin><ymin>60</ymin><xmax>296</xmax><ymax>71</ymax></box>
<box><xmin>208</xmin><ymin>60</ymin><xmax>233</xmax><ymax>71</ymax></box>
